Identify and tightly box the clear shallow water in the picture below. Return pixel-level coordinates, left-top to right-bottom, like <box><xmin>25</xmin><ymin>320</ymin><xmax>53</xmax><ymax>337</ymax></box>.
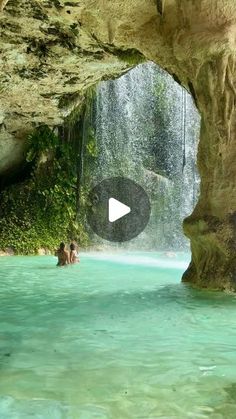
<box><xmin>0</xmin><ymin>252</ymin><xmax>236</xmax><ymax>418</ymax></box>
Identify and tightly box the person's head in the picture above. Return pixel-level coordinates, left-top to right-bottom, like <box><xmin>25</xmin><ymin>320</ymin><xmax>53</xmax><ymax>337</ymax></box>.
<box><xmin>59</xmin><ymin>242</ymin><xmax>65</xmax><ymax>250</ymax></box>
<box><xmin>70</xmin><ymin>243</ymin><xmax>75</xmax><ymax>251</ymax></box>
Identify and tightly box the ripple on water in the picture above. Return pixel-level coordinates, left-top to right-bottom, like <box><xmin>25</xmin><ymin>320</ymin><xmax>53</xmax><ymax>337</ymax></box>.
<box><xmin>0</xmin><ymin>253</ymin><xmax>236</xmax><ymax>418</ymax></box>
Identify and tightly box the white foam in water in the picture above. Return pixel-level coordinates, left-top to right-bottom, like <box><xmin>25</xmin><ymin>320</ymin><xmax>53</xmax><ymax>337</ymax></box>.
<box><xmin>82</xmin><ymin>252</ymin><xmax>189</xmax><ymax>270</ymax></box>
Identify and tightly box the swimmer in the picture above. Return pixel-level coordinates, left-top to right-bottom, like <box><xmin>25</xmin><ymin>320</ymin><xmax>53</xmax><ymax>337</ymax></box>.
<box><xmin>55</xmin><ymin>242</ymin><xmax>70</xmax><ymax>266</ymax></box>
<box><xmin>70</xmin><ymin>243</ymin><xmax>80</xmax><ymax>264</ymax></box>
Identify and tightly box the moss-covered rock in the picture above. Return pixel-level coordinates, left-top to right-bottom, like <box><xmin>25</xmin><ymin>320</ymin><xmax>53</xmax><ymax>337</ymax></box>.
<box><xmin>0</xmin><ymin>125</ymin><xmax>89</xmax><ymax>254</ymax></box>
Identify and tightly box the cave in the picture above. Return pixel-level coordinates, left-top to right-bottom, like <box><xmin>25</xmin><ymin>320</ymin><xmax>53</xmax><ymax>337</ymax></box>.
<box><xmin>0</xmin><ymin>0</ymin><xmax>236</xmax><ymax>416</ymax></box>
<box><xmin>0</xmin><ymin>0</ymin><xmax>235</xmax><ymax>290</ymax></box>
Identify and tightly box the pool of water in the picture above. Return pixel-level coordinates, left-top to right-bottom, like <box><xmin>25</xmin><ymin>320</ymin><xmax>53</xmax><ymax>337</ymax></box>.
<box><xmin>0</xmin><ymin>252</ymin><xmax>236</xmax><ymax>418</ymax></box>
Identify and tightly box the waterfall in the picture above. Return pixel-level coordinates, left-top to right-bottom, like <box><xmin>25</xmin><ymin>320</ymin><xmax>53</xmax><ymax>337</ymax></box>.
<box><xmin>85</xmin><ymin>62</ymin><xmax>200</xmax><ymax>250</ymax></box>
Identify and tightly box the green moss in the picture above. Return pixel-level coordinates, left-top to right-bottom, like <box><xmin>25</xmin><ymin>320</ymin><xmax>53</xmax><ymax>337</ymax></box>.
<box><xmin>86</xmin><ymin>127</ymin><xmax>98</xmax><ymax>158</ymax></box>
<box><xmin>0</xmin><ymin>126</ymin><xmax>89</xmax><ymax>254</ymax></box>
<box><xmin>30</xmin><ymin>3</ymin><xmax>48</xmax><ymax>21</ymax></box>
<box><xmin>39</xmin><ymin>20</ymin><xmax>78</xmax><ymax>50</ymax></box>
<box><xmin>116</xmin><ymin>49</ymin><xmax>146</xmax><ymax>66</ymax></box>
<box><xmin>26</xmin><ymin>38</ymin><xmax>52</xmax><ymax>58</ymax></box>
<box><xmin>17</xmin><ymin>66</ymin><xmax>47</xmax><ymax>80</ymax></box>
<box><xmin>89</xmin><ymin>33</ymin><xmax>145</xmax><ymax>66</ymax></box>
<box><xmin>70</xmin><ymin>23</ymin><xmax>79</xmax><ymax>36</ymax></box>
<box><xmin>63</xmin><ymin>85</ymin><xmax>96</xmax><ymax>124</ymax></box>
<box><xmin>48</xmin><ymin>0</ymin><xmax>64</xmax><ymax>9</ymax></box>
<box><xmin>58</xmin><ymin>92</ymin><xmax>82</xmax><ymax>109</ymax></box>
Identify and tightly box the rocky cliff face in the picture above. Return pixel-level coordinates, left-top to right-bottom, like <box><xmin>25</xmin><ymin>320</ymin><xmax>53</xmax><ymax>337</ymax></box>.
<box><xmin>1</xmin><ymin>0</ymin><xmax>236</xmax><ymax>290</ymax></box>
<box><xmin>80</xmin><ymin>0</ymin><xmax>236</xmax><ymax>290</ymax></box>
<box><xmin>0</xmin><ymin>0</ymin><xmax>133</xmax><ymax>174</ymax></box>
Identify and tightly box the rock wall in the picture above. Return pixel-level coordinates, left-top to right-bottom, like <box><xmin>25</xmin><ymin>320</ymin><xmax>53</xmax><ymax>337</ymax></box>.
<box><xmin>0</xmin><ymin>1</ymin><xmax>9</xmax><ymax>12</ymax></box>
<box><xmin>0</xmin><ymin>0</ymin><xmax>132</xmax><ymax>174</ymax></box>
<box><xmin>1</xmin><ymin>0</ymin><xmax>236</xmax><ymax>289</ymax></box>
<box><xmin>80</xmin><ymin>0</ymin><xmax>236</xmax><ymax>291</ymax></box>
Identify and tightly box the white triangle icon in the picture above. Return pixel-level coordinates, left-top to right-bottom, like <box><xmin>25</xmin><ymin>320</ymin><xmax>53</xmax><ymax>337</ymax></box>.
<box><xmin>108</xmin><ymin>197</ymin><xmax>131</xmax><ymax>223</ymax></box>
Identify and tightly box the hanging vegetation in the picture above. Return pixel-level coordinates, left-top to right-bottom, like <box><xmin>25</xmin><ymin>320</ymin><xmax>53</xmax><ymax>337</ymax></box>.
<box><xmin>0</xmin><ymin>125</ymin><xmax>89</xmax><ymax>254</ymax></box>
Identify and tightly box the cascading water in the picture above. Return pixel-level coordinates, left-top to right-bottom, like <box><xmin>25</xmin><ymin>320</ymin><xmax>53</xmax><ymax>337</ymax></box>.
<box><xmin>85</xmin><ymin>62</ymin><xmax>200</xmax><ymax>250</ymax></box>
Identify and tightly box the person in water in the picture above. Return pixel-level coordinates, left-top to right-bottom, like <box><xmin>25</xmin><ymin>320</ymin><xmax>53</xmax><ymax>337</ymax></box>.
<box><xmin>70</xmin><ymin>243</ymin><xmax>79</xmax><ymax>264</ymax></box>
<box><xmin>56</xmin><ymin>242</ymin><xmax>70</xmax><ymax>266</ymax></box>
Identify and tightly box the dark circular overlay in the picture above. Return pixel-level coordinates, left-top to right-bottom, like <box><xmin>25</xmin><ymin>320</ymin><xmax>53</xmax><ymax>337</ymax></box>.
<box><xmin>87</xmin><ymin>177</ymin><xmax>151</xmax><ymax>242</ymax></box>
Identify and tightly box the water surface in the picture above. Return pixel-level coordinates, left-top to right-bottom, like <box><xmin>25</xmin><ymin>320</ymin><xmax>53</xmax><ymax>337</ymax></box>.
<box><xmin>0</xmin><ymin>252</ymin><xmax>236</xmax><ymax>418</ymax></box>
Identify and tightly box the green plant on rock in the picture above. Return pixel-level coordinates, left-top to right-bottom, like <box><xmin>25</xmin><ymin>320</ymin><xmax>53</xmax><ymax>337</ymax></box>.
<box><xmin>86</xmin><ymin>127</ymin><xmax>98</xmax><ymax>158</ymax></box>
<box><xmin>26</xmin><ymin>125</ymin><xmax>59</xmax><ymax>162</ymax></box>
<box><xmin>116</xmin><ymin>48</ymin><xmax>145</xmax><ymax>66</ymax></box>
<box><xmin>0</xmin><ymin>125</ymin><xmax>89</xmax><ymax>254</ymax></box>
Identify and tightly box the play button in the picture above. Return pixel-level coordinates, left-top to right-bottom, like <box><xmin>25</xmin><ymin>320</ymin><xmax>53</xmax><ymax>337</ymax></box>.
<box><xmin>108</xmin><ymin>198</ymin><xmax>131</xmax><ymax>222</ymax></box>
<box><xmin>87</xmin><ymin>177</ymin><xmax>151</xmax><ymax>242</ymax></box>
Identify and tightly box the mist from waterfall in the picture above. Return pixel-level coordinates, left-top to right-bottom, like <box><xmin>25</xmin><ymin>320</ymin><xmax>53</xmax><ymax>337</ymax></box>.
<box><xmin>85</xmin><ymin>62</ymin><xmax>200</xmax><ymax>250</ymax></box>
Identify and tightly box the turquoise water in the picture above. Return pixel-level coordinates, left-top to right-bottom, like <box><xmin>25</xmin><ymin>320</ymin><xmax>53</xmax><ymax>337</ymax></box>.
<box><xmin>0</xmin><ymin>252</ymin><xmax>236</xmax><ymax>418</ymax></box>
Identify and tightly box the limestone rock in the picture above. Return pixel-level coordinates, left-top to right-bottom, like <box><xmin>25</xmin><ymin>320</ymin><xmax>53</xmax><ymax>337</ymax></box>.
<box><xmin>80</xmin><ymin>0</ymin><xmax>236</xmax><ymax>291</ymax></box>
<box><xmin>0</xmin><ymin>0</ymin><xmax>132</xmax><ymax>174</ymax></box>
<box><xmin>0</xmin><ymin>0</ymin><xmax>9</xmax><ymax>12</ymax></box>
<box><xmin>0</xmin><ymin>0</ymin><xmax>236</xmax><ymax>289</ymax></box>
<box><xmin>37</xmin><ymin>247</ymin><xmax>51</xmax><ymax>255</ymax></box>
<box><xmin>0</xmin><ymin>247</ymin><xmax>14</xmax><ymax>256</ymax></box>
